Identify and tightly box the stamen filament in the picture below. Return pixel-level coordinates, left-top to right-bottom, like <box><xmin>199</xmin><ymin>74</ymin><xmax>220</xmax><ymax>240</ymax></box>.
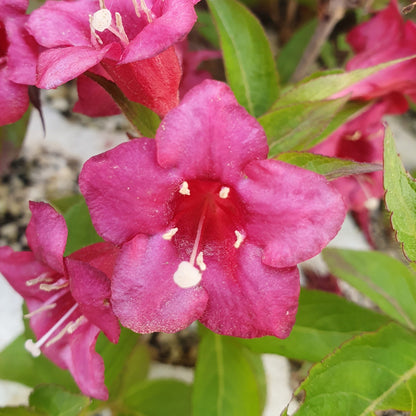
<box><xmin>39</xmin><ymin>281</ymin><xmax>69</xmax><ymax>292</ymax></box>
<box><xmin>189</xmin><ymin>202</ymin><xmax>208</xmax><ymax>265</ymax></box>
<box><xmin>26</xmin><ymin>273</ymin><xmax>53</xmax><ymax>287</ymax></box>
<box><xmin>24</xmin><ymin>288</ymin><xmax>70</xmax><ymax>319</ymax></box>
<box><xmin>24</xmin><ymin>303</ymin><xmax>56</xmax><ymax>318</ymax></box>
<box><xmin>25</xmin><ymin>303</ymin><xmax>78</xmax><ymax>357</ymax></box>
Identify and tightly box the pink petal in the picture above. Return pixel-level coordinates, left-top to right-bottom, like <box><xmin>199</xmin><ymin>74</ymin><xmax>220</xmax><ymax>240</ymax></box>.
<box><xmin>79</xmin><ymin>139</ymin><xmax>181</xmax><ymax>245</ymax></box>
<box><xmin>237</xmin><ymin>159</ymin><xmax>346</xmax><ymax>268</ymax></box>
<box><xmin>26</xmin><ymin>202</ymin><xmax>67</xmax><ymax>274</ymax></box>
<box><xmin>156</xmin><ymin>80</ymin><xmax>269</xmax><ymax>184</ymax></box>
<box><xmin>199</xmin><ymin>242</ymin><xmax>300</xmax><ymax>338</ymax></box>
<box><xmin>111</xmin><ymin>234</ymin><xmax>208</xmax><ymax>333</ymax></box>
<box><xmin>66</xmin><ymin>256</ymin><xmax>120</xmax><ymax>343</ymax></box>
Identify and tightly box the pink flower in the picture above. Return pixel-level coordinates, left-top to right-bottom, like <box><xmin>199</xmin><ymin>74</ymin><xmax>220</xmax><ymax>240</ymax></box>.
<box><xmin>341</xmin><ymin>0</ymin><xmax>416</xmax><ymax>101</ymax></box>
<box><xmin>0</xmin><ymin>0</ymin><xmax>38</xmax><ymax>125</ymax></box>
<box><xmin>80</xmin><ymin>80</ymin><xmax>346</xmax><ymax>338</ymax></box>
<box><xmin>27</xmin><ymin>0</ymin><xmax>199</xmax><ymax>116</ymax></box>
<box><xmin>0</xmin><ymin>202</ymin><xmax>120</xmax><ymax>400</ymax></box>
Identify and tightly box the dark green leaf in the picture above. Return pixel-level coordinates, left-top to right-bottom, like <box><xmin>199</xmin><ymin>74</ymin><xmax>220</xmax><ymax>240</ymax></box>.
<box><xmin>85</xmin><ymin>72</ymin><xmax>160</xmax><ymax>138</ymax></box>
<box><xmin>237</xmin><ymin>289</ymin><xmax>390</xmax><ymax>362</ymax></box>
<box><xmin>323</xmin><ymin>248</ymin><xmax>416</xmax><ymax>330</ymax></box>
<box><xmin>384</xmin><ymin>126</ymin><xmax>416</xmax><ymax>261</ymax></box>
<box><xmin>0</xmin><ymin>407</ymin><xmax>45</xmax><ymax>416</ymax></box>
<box><xmin>277</xmin><ymin>19</ymin><xmax>317</xmax><ymax>85</ymax></box>
<box><xmin>29</xmin><ymin>385</ymin><xmax>89</xmax><ymax>416</ymax></box>
<box><xmin>276</xmin><ymin>152</ymin><xmax>382</xmax><ymax>180</ymax></box>
<box><xmin>207</xmin><ymin>0</ymin><xmax>279</xmax><ymax>116</ymax></box>
<box><xmin>123</xmin><ymin>379</ymin><xmax>192</xmax><ymax>416</ymax></box>
<box><xmin>193</xmin><ymin>329</ymin><xmax>266</xmax><ymax>416</ymax></box>
<box><xmin>0</xmin><ymin>335</ymin><xmax>77</xmax><ymax>392</ymax></box>
<box><xmin>294</xmin><ymin>323</ymin><xmax>416</xmax><ymax>415</ymax></box>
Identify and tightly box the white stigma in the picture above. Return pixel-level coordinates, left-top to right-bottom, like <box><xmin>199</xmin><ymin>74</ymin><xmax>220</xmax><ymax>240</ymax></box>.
<box><xmin>25</xmin><ymin>340</ymin><xmax>41</xmax><ymax>357</ymax></box>
<box><xmin>219</xmin><ymin>186</ymin><xmax>230</xmax><ymax>199</ymax></box>
<box><xmin>364</xmin><ymin>197</ymin><xmax>379</xmax><ymax>210</ymax></box>
<box><xmin>162</xmin><ymin>227</ymin><xmax>178</xmax><ymax>240</ymax></box>
<box><xmin>173</xmin><ymin>261</ymin><xmax>202</xmax><ymax>288</ymax></box>
<box><xmin>234</xmin><ymin>230</ymin><xmax>245</xmax><ymax>249</ymax></box>
<box><xmin>196</xmin><ymin>252</ymin><xmax>206</xmax><ymax>271</ymax></box>
<box><xmin>179</xmin><ymin>181</ymin><xmax>191</xmax><ymax>195</ymax></box>
<box><xmin>91</xmin><ymin>8</ymin><xmax>112</xmax><ymax>32</ymax></box>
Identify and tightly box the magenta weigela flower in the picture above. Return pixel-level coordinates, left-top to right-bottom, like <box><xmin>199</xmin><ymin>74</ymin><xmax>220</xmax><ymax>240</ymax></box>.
<box><xmin>0</xmin><ymin>202</ymin><xmax>120</xmax><ymax>400</ymax></box>
<box><xmin>80</xmin><ymin>80</ymin><xmax>346</xmax><ymax>339</ymax></box>
<box><xmin>27</xmin><ymin>0</ymin><xmax>199</xmax><ymax>116</ymax></box>
<box><xmin>0</xmin><ymin>0</ymin><xmax>37</xmax><ymax>125</ymax></box>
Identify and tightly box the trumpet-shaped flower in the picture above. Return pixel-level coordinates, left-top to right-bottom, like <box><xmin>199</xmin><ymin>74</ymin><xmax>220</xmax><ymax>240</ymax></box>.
<box><xmin>0</xmin><ymin>202</ymin><xmax>120</xmax><ymax>400</ymax></box>
<box><xmin>27</xmin><ymin>0</ymin><xmax>199</xmax><ymax>116</ymax></box>
<box><xmin>80</xmin><ymin>80</ymin><xmax>346</xmax><ymax>338</ymax></box>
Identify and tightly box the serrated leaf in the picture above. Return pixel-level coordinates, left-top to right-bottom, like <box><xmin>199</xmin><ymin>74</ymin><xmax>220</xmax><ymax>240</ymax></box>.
<box><xmin>294</xmin><ymin>323</ymin><xmax>416</xmax><ymax>415</ymax></box>
<box><xmin>323</xmin><ymin>248</ymin><xmax>416</xmax><ymax>331</ymax></box>
<box><xmin>207</xmin><ymin>0</ymin><xmax>279</xmax><ymax>117</ymax></box>
<box><xmin>260</xmin><ymin>96</ymin><xmax>349</xmax><ymax>155</ymax></box>
<box><xmin>63</xmin><ymin>198</ymin><xmax>103</xmax><ymax>256</ymax></box>
<box><xmin>273</xmin><ymin>54</ymin><xmax>416</xmax><ymax>108</ymax></box>
<box><xmin>237</xmin><ymin>289</ymin><xmax>390</xmax><ymax>362</ymax></box>
<box><xmin>193</xmin><ymin>329</ymin><xmax>267</xmax><ymax>416</ymax></box>
<box><xmin>85</xmin><ymin>72</ymin><xmax>160</xmax><ymax>138</ymax></box>
<box><xmin>0</xmin><ymin>334</ymin><xmax>77</xmax><ymax>392</ymax></box>
<box><xmin>122</xmin><ymin>379</ymin><xmax>192</xmax><ymax>416</ymax></box>
<box><xmin>276</xmin><ymin>152</ymin><xmax>382</xmax><ymax>180</ymax></box>
<box><xmin>384</xmin><ymin>126</ymin><xmax>416</xmax><ymax>261</ymax></box>
<box><xmin>29</xmin><ymin>385</ymin><xmax>89</xmax><ymax>416</ymax></box>
<box><xmin>277</xmin><ymin>19</ymin><xmax>317</xmax><ymax>85</ymax></box>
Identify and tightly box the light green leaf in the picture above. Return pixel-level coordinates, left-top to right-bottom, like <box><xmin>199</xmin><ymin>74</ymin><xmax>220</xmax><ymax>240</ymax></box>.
<box><xmin>277</xmin><ymin>19</ymin><xmax>317</xmax><ymax>85</ymax></box>
<box><xmin>0</xmin><ymin>334</ymin><xmax>77</xmax><ymax>392</ymax></box>
<box><xmin>260</xmin><ymin>96</ymin><xmax>350</xmax><ymax>155</ymax></box>
<box><xmin>63</xmin><ymin>199</ymin><xmax>103</xmax><ymax>256</ymax></box>
<box><xmin>123</xmin><ymin>379</ymin><xmax>192</xmax><ymax>416</ymax></box>
<box><xmin>276</xmin><ymin>152</ymin><xmax>382</xmax><ymax>180</ymax></box>
<box><xmin>85</xmin><ymin>72</ymin><xmax>160</xmax><ymax>138</ymax></box>
<box><xmin>323</xmin><ymin>248</ymin><xmax>416</xmax><ymax>331</ymax></box>
<box><xmin>273</xmin><ymin>54</ymin><xmax>416</xmax><ymax>108</ymax></box>
<box><xmin>293</xmin><ymin>323</ymin><xmax>416</xmax><ymax>415</ymax></box>
<box><xmin>207</xmin><ymin>0</ymin><xmax>279</xmax><ymax>116</ymax></box>
<box><xmin>193</xmin><ymin>329</ymin><xmax>267</xmax><ymax>416</ymax></box>
<box><xmin>384</xmin><ymin>126</ymin><xmax>416</xmax><ymax>261</ymax></box>
<box><xmin>29</xmin><ymin>385</ymin><xmax>89</xmax><ymax>416</ymax></box>
<box><xmin>237</xmin><ymin>289</ymin><xmax>390</xmax><ymax>362</ymax></box>
<box><xmin>50</xmin><ymin>194</ymin><xmax>84</xmax><ymax>215</ymax></box>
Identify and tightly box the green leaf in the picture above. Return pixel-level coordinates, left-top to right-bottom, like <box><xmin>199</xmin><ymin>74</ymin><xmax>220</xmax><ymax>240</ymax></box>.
<box><xmin>50</xmin><ymin>194</ymin><xmax>84</xmax><ymax>215</ymax></box>
<box><xmin>29</xmin><ymin>385</ymin><xmax>90</xmax><ymax>416</ymax></box>
<box><xmin>294</xmin><ymin>323</ymin><xmax>416</xmax><ymax>415</ymax></box>
<box><xmin>323</xmin><ymin>248</ymin><xmax>416</xmax><ymax>331</ymax></box>
<box><xmin>276</xmin><ymin>152</ymin><xmax>382</xmax><ymax>180</ymax></box>
<box><xmin>85</xmin><ymin>72</ymin><xmax>160</xmax><ymax>138</ymax></box>
<box><xmin>63</xmin><ymin>198</ymin><xmax>103</xmax><ymax>256</ymax></box>
<box><xmin>0</xmin><ymin>335</ymin><xmax>77</xmax><ymax>392</ymax></box>
<box><xmin>384</xmin><ymin>126</ymin><xmax>416</xmax><ymax>261</ymax></box>
<box><xmin>277</xmin><ymin>19</ymin><xmax>317</xmax><ymax>85</ymax></box>
<box><xmin>272</xmin><ymin>54</ymin><xmax>416</xmax><ymax>108</ymax></box>
<box><xmin>260</xmin><ymin>96</ymin><xmax>350</xmax><ymax>155</ymax></box>
<box><xmin>122</xmin><ymin>379</ymin><xmax>192</xmax><ymax>416</ymax></box>
<box><xmin>0</xmin><ymin>407</ymin><xmax>45</xmax><ymax>416</ymax></box>
<box><xmin>207</xmin><ymin>0</ymin><xmax>279</xmax><ymax>116</ymax></box>
<box><xmin>237</xmin><ymin>289</ymin><xmax>390</xmax><ymax>362</ymax></box>
<box><xmin>193</xmin><ymin>329</ymin><xmax>266</xmax><ymax>416</ymax></box>
<box><xmin>196</xmin><ymin>10</ymin><xmax>220</xmax><ymax>48</ymax></box>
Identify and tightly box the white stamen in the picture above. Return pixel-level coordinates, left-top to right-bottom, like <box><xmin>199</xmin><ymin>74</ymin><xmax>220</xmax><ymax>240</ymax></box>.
<box><xmin>26</xmin><ymin>273</ymin><xmax>53</xmax><ymax>287</ymax></box>
<box><xmin>39</xmin><ymin>281</ymin><xmax>69</xmax><ymax>292</ymax></box>
<box><xmin>364</xmin><ymin>197</ymin><xmax>379</xmax><ymax>210</ymax></box>
<box><xmin>234</xmin><ymin>230</ymin><xmax>245</xmax><ymax>249</ymax></box>
<box><xmin>89</xmin><ymin>15</ymin><xmax>104</xmax><ymax>46</ymax></box>
<box><xmin>196</xmin><ymin>252</ymin><xmax>206</xmax><ymax>271</ymax></box>
<box><xmin>162</xmin><ymin>227</ymin><xmax>178</xmax><ymax>240</ymax></box>
<box><xmin>91</xmin><ymin>8</ymin><xmax>112</xmax><ymax>32</ymax></box>
<box><xmin>67</xmin><ymin>316</ymin><xmax>87</xmax><ymax>334</ymax></box>
<box><xmin>24</xmin><ymin>303</ymin><xmax>56</xmax><ymax>318</ymax></box>
<box><xmin>25</xmin><ymin>303</ymin><xmax>78</xmax><ymax>357</ymax></box>
<box><xmin>219</xmin><ymin>186</ymin><xmax>230</xmax><ymax>199</ymax></box>
<box><xmin>179</xmin><ymin>181</ymin><xmax>191</xmax><ymax>195</ymax></box>
<box><xmin>115</xmin><ymin>12</ymin><xmax>129</xmax><ymax>44</ymax></box>
<box><xmin>173</xmin><ymin>261</ymin><xmax>202</xmax><ymax>288</ymax></box>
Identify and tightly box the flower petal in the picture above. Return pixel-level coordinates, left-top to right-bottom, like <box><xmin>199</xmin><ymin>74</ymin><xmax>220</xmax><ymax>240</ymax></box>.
<box><xmin>111</xmin><ymin>234</ymin><xmax>208</xmax><ymax>333</ymax></box>
<box><xmin>237</xmin><ymin>159</ymin><xmax>346</xmax><ymax>268</ymax></box>
<box><xmin>156</xmin><ymin>80</ymin><xmax>269</xmax><ymax>184</ymax></box>
<box><xmin>80</xmin><ymin>139</ymin><xmax>181</xmax><ymax>245</ymax></box>
<box><xmin>199</xmin><ymin>242</ymin><xmax>300</xmax><ymax>338</ymax></box>
<box><xmin>26</xmin><ymin>202</ymin><xmax>67</xmax><ymax>274</ymax></box>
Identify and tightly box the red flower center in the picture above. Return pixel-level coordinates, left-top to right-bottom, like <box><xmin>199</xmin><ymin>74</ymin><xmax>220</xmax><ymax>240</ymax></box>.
<box><xmin>0</xmin><ymin>22</ymin><xmax>9</xmax><ymax>65</ymax></box>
